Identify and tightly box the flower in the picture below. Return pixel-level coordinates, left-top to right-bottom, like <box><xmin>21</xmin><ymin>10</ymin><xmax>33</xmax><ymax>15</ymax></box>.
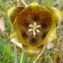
<box><xmin>8</xmin><ymin>2</ymin><xmax>63</xmax><ymax>56</ymax></box>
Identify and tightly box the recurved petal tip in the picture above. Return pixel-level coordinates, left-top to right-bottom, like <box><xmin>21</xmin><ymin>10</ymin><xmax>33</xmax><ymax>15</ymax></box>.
<box><xmin>30</xmin><ymin>1</ymin><xmax>39</xmax><ymax>6</ymax></box>
<box><xmin>8</xmin><ymin>7</ymin><xmax>24</xmax><ymax>24</ymax></box>
<box><xmin>8</xmin><ymin>7</ymin><xmax>15</xmax><ymax>17</ymax></box>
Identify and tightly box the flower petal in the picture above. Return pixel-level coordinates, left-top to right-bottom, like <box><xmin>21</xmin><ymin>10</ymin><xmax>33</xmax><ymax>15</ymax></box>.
<box><xmin>22</xmin><ymin>45</ymin><xmax>43</xmax><ymax>57</ymax></box>
<box><xmin>8</xmin><ymin>7</ymin><xmax>24</xmax><ymax>23</ymax></box>
<box><xmin>47</xmin><ymin>7</ymin><xmax>63</xmax><ymax>25</ymax></box>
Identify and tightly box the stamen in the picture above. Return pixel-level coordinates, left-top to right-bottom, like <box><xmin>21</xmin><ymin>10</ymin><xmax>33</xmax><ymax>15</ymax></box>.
<box><xmin>28</xmin><ymin>22</ymin><xmax>41</xmax><ymax>36</ymax></box>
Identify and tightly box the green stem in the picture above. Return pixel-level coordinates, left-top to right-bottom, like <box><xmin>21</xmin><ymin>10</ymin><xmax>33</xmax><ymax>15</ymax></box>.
<box><xmin>14</xmin><ymin>44</ymin><xmax>18</xmax><ymax>63</ymax></box>
<box><xmin>20</xmin><ymin>50</ymin><xmax>27</xmax><ymax>63</ymax></box>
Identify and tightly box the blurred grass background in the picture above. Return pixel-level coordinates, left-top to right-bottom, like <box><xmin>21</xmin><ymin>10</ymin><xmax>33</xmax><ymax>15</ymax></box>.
<box><xmin>0</xmin><ymin>0</ymin><xmax>63</xmax><ymax>63</ymax></box>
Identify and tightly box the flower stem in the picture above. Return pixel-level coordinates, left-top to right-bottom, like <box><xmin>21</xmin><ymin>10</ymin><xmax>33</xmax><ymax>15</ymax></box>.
<box><xmin>14</xmin><ymin>44</ymin><xmax>18</xmax><ymax>63</ymax></box>
<box><xmin>20</xmin><ymin>50</ymin><xmax>27</xmax><ymax>63</ymax></box>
